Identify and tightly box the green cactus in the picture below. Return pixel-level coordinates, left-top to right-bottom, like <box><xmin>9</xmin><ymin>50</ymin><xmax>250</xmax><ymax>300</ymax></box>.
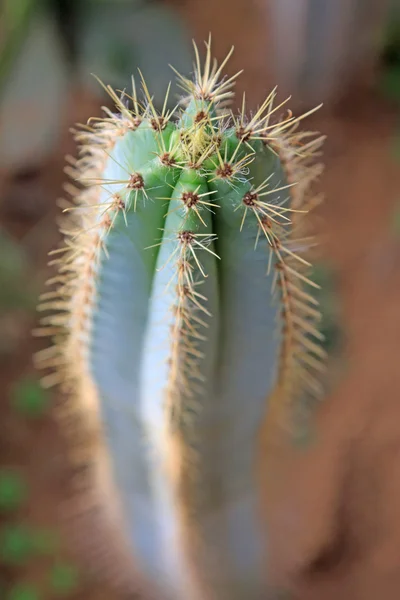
<box><xmin>35</xmin><ymin>40</ymin><xmax>325</xmax><ymax>599</ymax></box>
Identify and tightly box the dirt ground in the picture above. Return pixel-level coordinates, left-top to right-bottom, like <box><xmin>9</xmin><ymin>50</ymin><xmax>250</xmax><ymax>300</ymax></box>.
<box><xmin>1</xmin><ymin>82</ymin><xmax>400</xmax><ymax>600</ymax></box>
<box><xmin>266</xmin><ymin>90</ymin><xmax>400</xmax><ymax>599</ymax></box>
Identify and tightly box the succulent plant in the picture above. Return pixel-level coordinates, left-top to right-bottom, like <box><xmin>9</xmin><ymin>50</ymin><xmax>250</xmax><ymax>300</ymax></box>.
<box><xmin>35</xmin><ymin>39</ymin><xmax>325</xmax><ymax>599</ymax></box>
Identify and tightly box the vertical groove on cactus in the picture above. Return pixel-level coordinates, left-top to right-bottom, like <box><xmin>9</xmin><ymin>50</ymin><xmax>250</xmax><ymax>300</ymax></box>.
<box><xmin>35</xmin><ymin>38</ymin><xmax>325</xmax><ymax>599</ymax></box>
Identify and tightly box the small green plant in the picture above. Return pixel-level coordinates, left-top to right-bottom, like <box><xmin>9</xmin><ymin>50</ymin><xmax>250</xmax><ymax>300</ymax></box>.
<box><xmin>0</xmin><ymin>229</ymin><xmax>36</xmax><ymax>313</ymax></box>
<box><xmin>10</xmin><ymin>377</ymin><xmax>50</xmax><ymax>418</ymax></box>
<box><xmin>0</xmin><ymin>465</ymin><xmax>79</xmax><ymax>599</ymax></box>
<box><xmin>7</xmin><ymin>583</ymin><xmax>41</xmax><ymax>600</ymax></box>
<box><xmin>380</xmin><ymin>5</ymin><xmax>400</xmax><ymax>162</ymax></box>
<box><xmin>48</xmin><ymin>563</ymin><xmax>79</xmax><ymax>596</ymax></box>
<box><xmin>0</xmin><ymin>471</ymin><xmax>27</xmax><ymax>512</ymax></box>
<box><xmin>1</xmin><ymin>386</ymin><xmax>78</xmax><ymax>599</ymax></box>
<box><xmin>36</xmin><ymin>40</ymin><xmax>326</xmax><ymax>598</ymax></box>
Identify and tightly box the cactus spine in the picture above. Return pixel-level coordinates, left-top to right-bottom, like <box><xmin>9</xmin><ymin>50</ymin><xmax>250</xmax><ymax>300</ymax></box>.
<box><xmin>36</xmin><ymin>39</ymin><xmax>325</xmax><ymax>600</ymax></box>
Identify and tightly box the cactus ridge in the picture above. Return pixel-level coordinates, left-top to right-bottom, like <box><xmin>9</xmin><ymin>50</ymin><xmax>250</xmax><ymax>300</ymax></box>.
<box><xmin>34</xmin><ymin>38</ymin><xmax>326</xmax><ymax>598</ymax></box>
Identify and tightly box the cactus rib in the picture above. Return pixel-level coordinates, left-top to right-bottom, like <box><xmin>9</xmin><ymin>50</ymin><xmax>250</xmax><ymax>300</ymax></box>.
<box><xmin>35</xmin><ymin>38</ymin><xmax>325</xmax><ymax>599</ymax></box>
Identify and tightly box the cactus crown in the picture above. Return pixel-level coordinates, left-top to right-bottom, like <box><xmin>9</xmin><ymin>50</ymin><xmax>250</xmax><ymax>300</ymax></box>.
<box><xmin>35</xmin><ymin>38</ymin><xmax>325</xmax><ymax>597</ymax></box>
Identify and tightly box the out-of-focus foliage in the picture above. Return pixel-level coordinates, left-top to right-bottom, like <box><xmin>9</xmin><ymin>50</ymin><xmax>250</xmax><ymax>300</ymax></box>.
<box><xmin>10</xmin><ymin>378</ymin><xmax>50</xmax><ymax>419</ymax></box>
<box><xmin>380</xmin><ymin>1</ymin><xmax>400</xmax><ymax>163</ymax></box>
<box><xmin>0</xmin><ymin>471</ymin><xmax>27</xmax><ymax>513</ymax></box>
<box><xmin>0</xmin><ymin>229</ymin><xmax>37</xmax><ymax>312</ymax></box>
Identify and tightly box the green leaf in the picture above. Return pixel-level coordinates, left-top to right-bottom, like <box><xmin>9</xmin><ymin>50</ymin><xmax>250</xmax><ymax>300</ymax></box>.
<box><xmin>0</xmin><ymin>470</ymin><xmax>27</xmax><ymax>512</ymax></box>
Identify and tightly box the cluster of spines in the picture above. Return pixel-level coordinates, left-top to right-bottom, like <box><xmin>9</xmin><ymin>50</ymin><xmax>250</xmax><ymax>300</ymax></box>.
<box><xmin>35</xmin><ymin>37</ymin><xmax>326</xmax><ymax>442</ymax></box>
<box><xmin>33</xmin><ymin>95</ymin><xmax>148</xmax><ymax>589</ymax></box>
<box><xmin>225</xmin><ymin>82</ymin><xmax>326</xmax><ymax>413</ymax></box>
<box><xmin>164</xmin><ymin>230</ymin><xmax>217</xmax><ymax>424</ymax></box>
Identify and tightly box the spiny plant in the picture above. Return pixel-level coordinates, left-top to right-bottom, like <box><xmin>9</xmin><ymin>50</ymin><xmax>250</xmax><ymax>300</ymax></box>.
<box><xmin>35</xmin><ymin>39</ymin><xmax>325</xmax><ymax>599</ymax></box>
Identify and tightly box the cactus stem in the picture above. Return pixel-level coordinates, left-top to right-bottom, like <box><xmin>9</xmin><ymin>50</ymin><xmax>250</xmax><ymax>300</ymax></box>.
<box><xmin>32</xmin><ymin>38</ymin><xmax>330</xmax><ymax>596</ymax></box>
<box><xmin>165</xmin><ymin>242</ymin><xmax>210</xmax><ymax>417</ymax></box>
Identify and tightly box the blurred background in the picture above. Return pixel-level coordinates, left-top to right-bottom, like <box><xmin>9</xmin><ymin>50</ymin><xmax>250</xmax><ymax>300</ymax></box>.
<box><xmin>1</xmin><ymin>0</ymin><xmax>400</xmax><ymax>598</ymax></box>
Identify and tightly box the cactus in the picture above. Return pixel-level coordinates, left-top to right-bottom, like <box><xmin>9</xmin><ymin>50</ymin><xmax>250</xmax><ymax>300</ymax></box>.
<box><xmin>35</xmin><ymin>40</ymin><xmax>325</xmax><ymax>599</ymax></box>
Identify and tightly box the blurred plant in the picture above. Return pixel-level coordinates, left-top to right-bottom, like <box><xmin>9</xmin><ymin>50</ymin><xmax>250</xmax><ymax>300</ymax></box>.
<box><xmin>379</xmin><ymin>1</ymin><xmax>400</xmax><ymax>162</ymax></box>
<box><xmin>311</xmin><ymin>263</ymin><xmax>343</xmax><ymax>356</ymax></box>
<box><xmin>75</xmin><ymin>0</ymin><xmax>191</xmax><ymax>101</ymax></box>
<box><xmin>0</xmin><ymin>0</ymin><xmax>79</xmax><ymax>87</ymax></box>
<box><xmin>253</xmin><ymin>0</ymin><xmax>391</xmax><ymax>109</ymax></box>
<box><xmin>0</xmin><ymin>422</ymin><xmax>79</xmax><ymax>599</ymax></box>
<box><xmin>390</xmin><ymin>201</ymin><xmax>400</xmax><ymax>238</ymax></box>
<box><xmin>380</xmin><ymin>32</ymin><xmax>400</xmax><ymax>105</ymax></box>
<box><xmin>0</xmin><ymin>516</ymin><xmax>79</xmax><ymax>598</ymax></box>
<box><xmin>0</xmin><ymin>0</ymin><xmax>37</xmax><ymax>89</ymax></box>
<box><xmin>0</xmin><ymin>471</ymin><xmax>27</xmax><ymax>513</ymax></box>
<box><xmin>0</xmin><ymin>1</ymin><xmax>70</xmax><ymax>171</ymax></box>
<box><xmin>0</xmin><ymin>229</ymin><xmax>37</xmax><ymax>312</ymax></box>
<box><xmin>0</xmin><ymin>229</ymin><xmax>41</xmax><ymax>358</ymax></box>
<box><xmin>48</xmin><ymin>563</ymin><xmax>79</xmax><ymax>596</ymax></box>
<box><xmin>7</xmin><ymin>584</ymin><xmax>40</xmax><ymax>600</ymax></box>
<box><xmin>10</xmin><ymin>378</ymin><xmax>50</xmax><ymax>419</ymax></box>
<box><xmin>382</xmin><ymin>1</ymin><xmax>400</xmax><ymax>67</ymax></box>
